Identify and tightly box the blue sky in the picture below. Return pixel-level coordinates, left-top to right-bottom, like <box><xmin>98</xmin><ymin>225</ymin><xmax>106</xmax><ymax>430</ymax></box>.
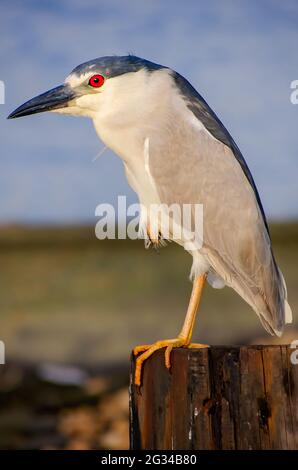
<box><xmin>0</xmin><ymin>0</ymin><xmax>297</xmax><ymax>223</ymax></box>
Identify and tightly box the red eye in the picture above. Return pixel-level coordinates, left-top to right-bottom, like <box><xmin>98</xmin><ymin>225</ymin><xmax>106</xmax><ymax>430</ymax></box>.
<box><xmin>88</xmin><ymin>74</ymin><xmax>105</xmax><ymax>88</ymax></box>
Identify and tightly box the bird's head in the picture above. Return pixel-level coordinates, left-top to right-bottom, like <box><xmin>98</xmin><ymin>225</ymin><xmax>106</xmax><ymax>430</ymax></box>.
<box><xmin>8</xmin><ymin>55</ymin><xmax>169</xmax><ymax>125</ymax></box>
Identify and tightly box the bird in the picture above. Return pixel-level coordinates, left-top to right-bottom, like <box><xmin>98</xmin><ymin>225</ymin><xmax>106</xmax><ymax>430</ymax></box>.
<box><xmin>8</xmin><ymin>55</ymin><xmax>292</xmax><ymax>386</ymax></box>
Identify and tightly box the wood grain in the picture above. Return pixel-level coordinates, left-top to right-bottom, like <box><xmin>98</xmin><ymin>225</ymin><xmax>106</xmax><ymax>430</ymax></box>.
<box><xmin>130</xmin><ymin>346</ymin><xmax>298</xmax><ymax>450</ymax></box>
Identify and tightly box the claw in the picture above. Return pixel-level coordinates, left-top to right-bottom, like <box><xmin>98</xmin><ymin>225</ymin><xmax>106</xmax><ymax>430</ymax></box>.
<box><xmin>134</xmin><ymin>337</ymin><xmax>188</xmax><ymax>386</ymax></box>
<box><xmin>133</xmin><ymin>340</ymin><xmax>210</xmax><ymax>386</ymax></box>
<box><xmin>133</xmin><ymin>344</ymin><xmax>152</xmax><ymax>355</ymax></box>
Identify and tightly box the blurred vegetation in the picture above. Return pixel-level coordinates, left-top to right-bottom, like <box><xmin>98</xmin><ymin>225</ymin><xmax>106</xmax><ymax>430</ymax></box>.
<box><xmin>0</xmin><ymin>222</ymin><xmax>297</xmax><ymax>367</ymax></box>
<box><xmin>0</xmin><ymin>222</ymin><xmax>297</xmax><ymax>449</ymax></box>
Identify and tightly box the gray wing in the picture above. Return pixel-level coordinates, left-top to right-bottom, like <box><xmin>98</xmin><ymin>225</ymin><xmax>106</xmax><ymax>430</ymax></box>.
<box><xmin>172</xmin><ymin>71</ymin><xmax>270</xmax><ymax>235</ymax></box>
<box><xmin>148</xmin><ymin>107</ymin><xmax>291</xmax><ymax>335</ymax></box>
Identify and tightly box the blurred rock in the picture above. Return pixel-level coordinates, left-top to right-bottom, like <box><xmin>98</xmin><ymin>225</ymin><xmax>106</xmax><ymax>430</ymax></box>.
<box><xmin>0</xmin><ymin>361</ymin><xmax>129</xmax><ymax>450</ymax></box>
<box><xmin>98</xmin><ymin>388</ymin><xmax>128</xmax><ymax>421</ymax></box>
<box><xmin>65</xmin><ymin>438</ymin><xmax>91</xmax><ymax>450</ymax></box>
<box><xmin>97</xmin><ymin>388</ymin><xmax>129</xmax><ymax>450</ymax></box>
<box><xmin>84</xmin><ymin>377</ymin><xmax>109</xmax><ymax>396</ymax></box>
<box><xmin>100</xmin><ymin>418</ymin><xmax>129</xmax><ymax>450</ymax></box>
<box><xmin>57</xmin><ymin>387</ymin><xmax>129</xmax><ymax>450</ymax></box>
<box><xmin>58</xmin><ymin>406</ymin><xmax>101</xmax><ymax>440</ymax></box>
<box><xmin>37</xmin><ymin>363</ymin><xmax>89</xmax><ymax>386</ymax></box>
<box><xmin>0</xmin><ymin>364</ymin><xmax>25</xmax><ymax>392</ymax></box>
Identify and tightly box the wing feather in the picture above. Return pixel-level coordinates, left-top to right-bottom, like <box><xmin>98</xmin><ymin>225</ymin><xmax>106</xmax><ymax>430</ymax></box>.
<box><xmin>148</xmin><ymin>108</ymin><xmax>291</xmax><ymax>334</ymax></box>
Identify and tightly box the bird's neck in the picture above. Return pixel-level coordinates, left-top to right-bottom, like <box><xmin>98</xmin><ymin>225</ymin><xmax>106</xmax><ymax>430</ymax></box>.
<box><xmin>92</xmin><ymin>67</ymin><xmax>185</xmax><ymax>164</ymax></box>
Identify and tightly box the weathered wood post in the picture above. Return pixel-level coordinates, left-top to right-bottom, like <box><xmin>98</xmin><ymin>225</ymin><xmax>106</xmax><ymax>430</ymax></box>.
<box><xmin>129</xmin><ymin>346</ymin><xmax>298</xmax><ymax>450</ymax></box>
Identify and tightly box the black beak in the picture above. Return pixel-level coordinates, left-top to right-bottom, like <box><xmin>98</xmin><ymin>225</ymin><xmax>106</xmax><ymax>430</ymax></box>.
<box><xmin>7</xmin><ymin>84</ymin><xmax>76</xmax><ymax>119</ymax></box>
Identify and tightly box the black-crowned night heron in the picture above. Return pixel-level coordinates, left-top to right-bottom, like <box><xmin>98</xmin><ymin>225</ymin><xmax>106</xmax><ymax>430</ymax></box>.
<box><xmin>8</xmin><ymin>55</ymin><xmax>292</xmax><ymax>385</ymax></box>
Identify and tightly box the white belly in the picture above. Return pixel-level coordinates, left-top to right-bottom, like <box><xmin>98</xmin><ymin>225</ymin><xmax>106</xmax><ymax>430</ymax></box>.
<box><xmin>93</xmin><ymin>121</ymin><xmax>216</xmax><ymax>285</ymax></box>
<box><xmin>123</xmin><ymin>139</ymin><xmax>163</xmax><ymax>245</ymax></box>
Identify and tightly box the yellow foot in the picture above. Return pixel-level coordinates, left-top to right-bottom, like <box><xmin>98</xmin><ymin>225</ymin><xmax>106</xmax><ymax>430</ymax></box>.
<box><xmin>188</xmin><ymin>343</ymin><xmax>209</xmax><ymax>348</ymax></box>
<box><xmin>133</xmin><ymin>338</ymin><xmax>196</xmax><ymax>386</ymax></box>
<box><xmin>134</xmin><ymin>338</ymin><xmax>186</xmax><ymax>386</ymax></box>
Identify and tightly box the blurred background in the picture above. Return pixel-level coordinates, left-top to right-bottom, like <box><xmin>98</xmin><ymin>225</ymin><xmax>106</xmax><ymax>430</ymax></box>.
<box><xmin>0</xmin><ymin>0</ymin><xmax>297</xmax><ymax>450</ymax></box>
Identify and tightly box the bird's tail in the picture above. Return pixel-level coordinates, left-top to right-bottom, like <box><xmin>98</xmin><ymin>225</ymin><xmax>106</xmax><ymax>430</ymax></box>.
<box><xmin>206</xmin><ymin>241</ymin><xmax>292</xmax><ymax>337</ymax></box>
<box><xmin>256</xmin><ymin>257</ymin><xmax>292</xmax><ymax>337</ymax></box>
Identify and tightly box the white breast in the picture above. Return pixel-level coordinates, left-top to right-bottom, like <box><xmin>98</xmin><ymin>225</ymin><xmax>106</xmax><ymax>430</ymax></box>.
<box><xmin>125</xmin><ymin>137</ymin><xmax>163</xmax><ymax>243</ymax></box>
<box><xmin>92</xmin><ymin>67</ymin><xmax>212</xmax><ymax>281</ymax></box>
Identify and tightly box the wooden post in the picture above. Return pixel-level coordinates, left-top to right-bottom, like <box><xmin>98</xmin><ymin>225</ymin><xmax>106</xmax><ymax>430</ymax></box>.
<box><xmin>129</xmin><ymin>346</ymin><xmax>298</xmax><ymax>450</ymax></box>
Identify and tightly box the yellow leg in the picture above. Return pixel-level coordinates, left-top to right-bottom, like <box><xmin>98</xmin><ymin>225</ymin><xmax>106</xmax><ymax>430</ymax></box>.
<box><xmin>133</xmin><ymin>274</ymin><xmax>208</xmax><ymax>386</ymax></box>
